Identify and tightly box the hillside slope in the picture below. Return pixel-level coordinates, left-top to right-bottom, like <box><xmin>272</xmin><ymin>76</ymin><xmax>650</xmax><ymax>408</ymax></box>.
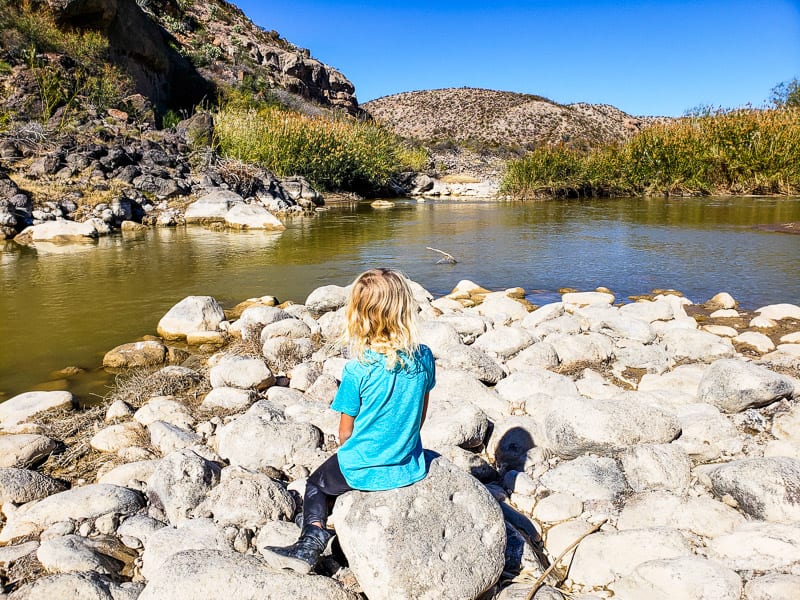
<box><xmin>364</xmin><ymin>88</ymin><xmax>651</xmax><ymax>151</ymax></box>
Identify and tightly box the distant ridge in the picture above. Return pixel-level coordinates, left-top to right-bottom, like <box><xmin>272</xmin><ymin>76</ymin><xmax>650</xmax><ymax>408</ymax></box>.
<box><xmin>364</xmin><ymin>88</ymin><xmax>654</xmax><ymax>151</ymax></box>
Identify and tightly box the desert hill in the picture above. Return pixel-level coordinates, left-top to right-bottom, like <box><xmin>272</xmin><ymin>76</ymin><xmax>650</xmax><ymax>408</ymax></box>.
<box><xmin>364</xmin><ymin>88</ymin><xmax>652</xmax><ymax>152</ymax></box>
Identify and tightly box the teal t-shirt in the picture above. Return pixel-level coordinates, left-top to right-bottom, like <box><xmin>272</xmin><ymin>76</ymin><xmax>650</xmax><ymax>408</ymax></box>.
<box><xmin>331</xmin><ymin>344</ymin><xmax>436</xmax><ymax>491</ymax></box>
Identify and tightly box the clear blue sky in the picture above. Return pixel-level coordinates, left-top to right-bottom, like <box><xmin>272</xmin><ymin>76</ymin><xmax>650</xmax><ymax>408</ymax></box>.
<box><xmin>235</xmin><ymin>0</ymin><xmax>800</xmax><ymax>116</ymax></box>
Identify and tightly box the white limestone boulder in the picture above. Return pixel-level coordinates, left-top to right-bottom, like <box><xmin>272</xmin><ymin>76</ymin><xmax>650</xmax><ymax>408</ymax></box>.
<box><xmin>157</xmin><ymin>296</ymin><xmax>225</xmax><ymax>341</ymax></box>
<box><xmin>547</xmin><ymin>332</ymin><xmax>614</xmax><ymax>367</ymax></box>
<box><xmin>36</xmin><ymin>534</ymin><xmax>121</xmax><ymax>575</ymax></box>
<box><xmin>134</xmin><ymin>396</ymin><xmax>195</xmax><ymax>429</ymax></box>
<box><xmin>418</xmin><ymin>320</ymin><xmax>462</xmax><ymax>356</ymax></box>
<box><xmin>672</xmin><ymin>403</ymin><xmax>742</xmax><ymax>462</ymax></box>
<box><xmin>473</xmin><ymin>325</ymin><xmax>534</xmax><ymax>359</ymax></box>
<box><xmin>305</xmin><ymin>284</ymin><xmax>348</xmax><ymax>315</ymax></box>
<box><xmin>200</xmin><ymin>387</ymin><xmax>255</xmax><ymax>412</ymax></box>
<box><xmin>422</xmin><ymin>395</ymin><xmax>489</xmax><ymax>450</ymax></box>
<box><xmin>0</xmin><ymin>391</ymin><xmax>73</xmax><ymax>429</ymax></box>
<box><xmin>0</xmin><ymin>484</ymin><xmax>144</xmax><ymax>543</ymax></box>
<box><xmin>216</xmin><ymin>414</ymin><xmax>322</xmax><ymax>471</ymax></box>
<box><xmin>194</xmin><ymin>466</ymin><xmax>294</xmax><ymax>528</ymax></box>
<box><xmin>756</xmin><ymin>303</ymin><xmax>800</xmax><ymax>320</ymax></box>
<box><xmin>224</xmin><ymin>203</ymin><xmax>285</xmax><ymax>230</ymax></box>
<box><xmin>610</xmin><ymin>556</ymin><xmax>742</xmax><ymax>600</ymax></box>
<box><xmin>8</xmin><ymin>571</ymin><xmax>141</xmax><ymax>600</ymax></box>
<box><xmin>539</xmin><ymin>456</ymin><xmax>628</xmax><ymax>501</ymax></box>
<box><xmin>495</xmin><ymin>369</ymin><xmax>578</xmax><ymax>404</ymax></box>
<box><xmin>661</xmin><ymin>328</ymin><xmax>735</xmax><ymax>362</ymax></box>
<box><xmin>0</xmin><ymin>468</ymin><xmax>66</xmax><ymax>504</ymax></box>
<box><xmin>570</xmin><ymin>528</ymin><xmax>693</xmax><ymax>588</ymax></box>
<box><xmin>139</xmin><ymin>548</ymin><xmax>358</xmax><ymax>600</ymax></box>
<box><xmin>697</xmin><ymin>358</ymin><xmax>794</xmax><ymax>413</ymax></box>
<box><xmin>146</xmin><ymin>449</ymin><xmax>221</xmax><ymax>525</ymax></box>
<box><xmin>229</xmin><ymin>305</ymin><xmax>289</xmax><ymax>338</ymax></box>
<box><xmin>102</xmin><ymin>340</ymin><xmax>167</xmax><ymax>368</ymax></box>
<box><xmin>708</xmin><ymin>457</ymin><xmax>800</xmax><ymax>522</ymax></box>
<box><xmin>542</xmin><ymin>396</ymin><xmax>681</xmax><ymax>458</ymax></box>
<box><xmin>506</xmin><ymin>341</ymin><xmax>560</xmax><ymax>371</ymax></box>
<box><xmin>184</xmin><ymin>189</ymin><xmax>243</xmax><ymax>222</ymax></box>
<box><xmin>97</xmin><ymin>460</ymin><xmax>159</xmax><ymax>491</ymax></box>
<box><xmin>0</xmin><ymin>434</ymin><xmax>59</xmax><ymax>468</ymax></box>
<box><xmin>620</xmin><ymin>444</ymin><xmax>691</xmax><ymax>493</ymax></box>
<box><xmin>332</xmin><ymin>455</ymin><xmax>505</xmax><ymax>600</ymax></box>
<box><xmin>562</xmin><ymin>291</ymin><xmax>614</xmax><ymax>306</ymax></box>
<box><xmin>744</xmin><ymin>574</ymin><xmax>800</xmax><ymax>600</ymax></box>
<box><xmin>431</xmin><ymin>369</ymin><xmax>508</xmax><ymax>422</ymax></box>
<box><xmin>140</xmin><ymin>518</ymin><xmax>229</xmax><ymax>580</ymax></box>
<box><xmin>618</xmin><ymin>299</ymin><xmax>675</xmax><ymax>323</ymax></box>
<box><xmin>148</xmin><ymin>421</ymin><xmax>201</xmax><ymax>454</ymax></box>
<box><xmin>637</xmin><ymin>363</ymin><xmax>707</xmax><ymax>397</ymax></box>
<box><xmin>90</xmin><ymin>422</ymin><xmax>146</xmax><ymax>453</ymax></box>
<box><xmin>209</xmin><ymin>355</ymin><xmax>275</xmax><ymax>390</ymax></box>
<box><xmin>617</xmin><ymin>491</ymin><xmax>745</xmax><ymax>538</ymax></box>
<box><xmin>708</xmin><ymin>521</ymin><xmax>800</xmax><ymax>571</ymax></box>
<box><xmin>435</xmin><ymin>344</ymin><xmax>505</xmax><ymax>384</ymax></box>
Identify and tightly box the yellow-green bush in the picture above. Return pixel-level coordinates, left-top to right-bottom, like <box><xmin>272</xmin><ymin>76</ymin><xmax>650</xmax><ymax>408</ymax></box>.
<box><xmin>214</xmin><ymin>105</ymin><xmax>428</xmax><ymax>192</ymax></box>
<box><xmin>502</xmin><ymin>107</ymin><xmax>800</xmax><ymax>198</ymax></box>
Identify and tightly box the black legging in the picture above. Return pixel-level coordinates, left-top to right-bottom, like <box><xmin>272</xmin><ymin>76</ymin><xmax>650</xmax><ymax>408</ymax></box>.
<box><xmin>303</xmin><ymin>454</ymin><xmax>354</xmax><ymax>528</ymax></box>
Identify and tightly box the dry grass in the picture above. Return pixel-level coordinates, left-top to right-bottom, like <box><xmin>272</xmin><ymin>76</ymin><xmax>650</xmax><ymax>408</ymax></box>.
<box><xmin>8</xmin><ymin>172</ymin><xmax>129</xmax><ymax>206</ymax></box>
<box><xmin>439</xmin><ymin>173</ymin><xmax>482</xmax><ymax>184</ymax></box>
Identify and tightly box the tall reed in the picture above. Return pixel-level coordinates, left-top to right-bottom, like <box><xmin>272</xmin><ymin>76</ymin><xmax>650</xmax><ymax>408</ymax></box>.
<box><xmin>214</xmin><ymin>105</ymin><xmax>427</xmax><ymax>193</ymax></box>
<box><xmin>502</xmin><ymin>107</ymin><xmax>800</xmax><ymax>198</ymax></box>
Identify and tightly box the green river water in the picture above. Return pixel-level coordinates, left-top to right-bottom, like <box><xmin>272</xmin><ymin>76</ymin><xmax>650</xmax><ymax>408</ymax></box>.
<box><xmin>1</xmin><ymin>196</ymin><xmax>799</xmax><ymax>402</ymax></box>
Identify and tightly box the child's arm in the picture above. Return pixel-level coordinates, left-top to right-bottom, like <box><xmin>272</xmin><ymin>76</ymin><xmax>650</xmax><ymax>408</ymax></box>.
<box><xmin>338</xmin><ymin>413</ymin><xmax>355</xmax><ymax>446</ymax></box>
<box><xmin>420</xmin><ymin>392</ymin><xmax>430</xmax><ymax>428</ymax></box>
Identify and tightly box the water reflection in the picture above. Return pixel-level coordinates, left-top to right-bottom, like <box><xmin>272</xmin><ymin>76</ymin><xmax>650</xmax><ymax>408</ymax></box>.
<box><xmin>1</xmin><ymin>196</ymin><xmax>799</xmax><ymax>398</ymax></box>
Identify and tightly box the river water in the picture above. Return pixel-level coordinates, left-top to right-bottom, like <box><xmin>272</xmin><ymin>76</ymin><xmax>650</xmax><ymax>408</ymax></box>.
<box><xmin>1</xmin><ymin>196</ymin><xmax>799</xmax><ymax>401</ymax></box>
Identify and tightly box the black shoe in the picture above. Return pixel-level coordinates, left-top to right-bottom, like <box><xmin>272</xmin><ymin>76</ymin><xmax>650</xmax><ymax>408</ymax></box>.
<box><xmin>262</xmin><ymin>525</ymin><xmax>333</xmax><ymax>574</ymax></box>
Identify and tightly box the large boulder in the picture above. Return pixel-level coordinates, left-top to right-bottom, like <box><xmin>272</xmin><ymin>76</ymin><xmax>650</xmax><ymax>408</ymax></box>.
<box><xmin>305</xmin><ymin>284</ymin><xmax>348</xmax><ymax>315</ymax></box>
<box><xmin>543</xmin><ymin>396</ymin><xmax>681</xmax><ymax>458</ymax></box>
<box><xmin>432</xmin><ymin>345</ymin><xmax>505</xmax><ymax>384</ymax></box>
<box><xmin>146</xmin><ymin>449</ymin><xmax>221</xmax><ymax>525</ymax></box>
<box><xmin>184</xmin><ymin>189</ymin><xmax>243</xmax><ymax>223</ymax></box>
<box><xmin>430</xmin><ymin>369</ymin><xmax>508</xmax><ymax>422</ymax></box>
<box><xmin>139</xmin><ymin>549</ymin><xmax>358</xmax><ymax>600</ymax></box>
<box><xmin>140</xmin><ymin>518</ymin><xmax>229</xmax><ymax>580</ymax></box>
<box><xmin>102</xmin><ymin>340</ymin><xmax>167</xmax><ymax>368</ymax></box>
<box><xmin>619</xmin><ymin>444</ymin><xmax>690</xmax><ymax>493</ymax></box>
<box><xmin>14</xmin><ymin>219</ymin><xmax>106</xmax><ymax>245</ymax></box>
<box><xmin>216</xmin><ymin>415</ymin><xmax>322</xmax><ymax>470</ymax></box>
<box><xmin>332</xmin><ymin>454</ymin><xmax>505</xmax><ymax>600</ymax></box>
<box><xmin>697</xmin><ymin>359</ymin><xmax>794</xmax><ymax>413</ymax></box>
<box><xmin>224</xmin><ymin>203</ymin><xmax>285</xmax><ymax>230</ymax></box>
<box><xmin>0</xmin><ymin>468</ymin><xmax>67</xmax><ymax>504</ymax></box>
<box><xmin>0</xmin><ymin>484</ymin><xmax>144</xmax><ymax>542</ymax></box>
<box><xmin>540</xmin><ymin>456</ymin><xmax>628</xmax><ymax>501</ymax></box>
<box><xmin>36</xmin><ymin>534</ymin><xmax>122</xmax><ymax>575</ymax></box>
<box><xmin>209</xmin><ymin>355</ymin><xmax>275</xmax><ymax>390</ymax></box>
<box><xmin>610</xmin><ymin>556</ymin><xmax>742</xmax><ymax>600</ymax></box>
<box><xmin>570</xmin><ymin>528</ymin><xmax>693</xmax><ymax>588</ymax></box>
<box><xmin>0</xmin><ymin>434</ymin><xmax>59</xmax><ymax>468</ymax></box>
<box><xmin>421</xmin><ymin>396</ymin><xmax>489</xmax><ymax>449</ymax></box>
<box><xmin>617</xmin><ymin>491</ymin><xmax>745</xmax><ymax>539</ymax></box>
<box><xmin>8</xmin><ymin>571</ymin><xmax>141</xmax><ymax>600</ymax></box>
<box><xmin>708</xmin><ymin>521</ymin><xmax>800</xmax><ymax>572</ymax></box>
<box><xmin>157</xmin><ymin>296</ymin><xmax>225</xmax><ymax>340</ymax></box>
<box><xmin>661</xmin><ymin>329</ymin><xmax>735</xmax><ymax>362</ymax></box>
<box><xmin>0</xmin><ymin>391</ymin><xmax>73</xmax><ymax>429</ymax></box>
<box><xmin>194</xmin><ymin>466</ymin><xmax>294</xmax><ymax>528</ymax></box>
<box><xmin>473</xmin><ymin>326</ymin><xmax>534</xmax><ymax>359</ymax></box>
<box><xmin>708</xmin><ymin>457</ymin><xmax>800</xmax><ymax>522</ymax></box>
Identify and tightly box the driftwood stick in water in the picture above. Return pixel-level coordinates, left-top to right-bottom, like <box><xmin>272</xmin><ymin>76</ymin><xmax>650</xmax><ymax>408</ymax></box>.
<box><xmin>524</xmin><ymin>519</ymin><xmax>608</xmax><ymax>600</ymax></box>
<box><xmin>426</xmin><ymin>247</ymin><xmax>457</xmax><ymax>264</ymax></box>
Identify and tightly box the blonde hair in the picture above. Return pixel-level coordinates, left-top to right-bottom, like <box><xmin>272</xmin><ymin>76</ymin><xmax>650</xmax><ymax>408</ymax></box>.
<box><xmin>344</xmin><ymin>268</ymin><xmax>419</xmax><ymax>369</ymax></box>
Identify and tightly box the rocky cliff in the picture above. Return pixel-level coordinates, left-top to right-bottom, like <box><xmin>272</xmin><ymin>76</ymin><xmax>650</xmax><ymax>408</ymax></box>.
<box><xmin>0</xmin><ymin>0</ymin><xmax>358</xmax><ymax>121</ymax></box>
<box><xmin>364</xmin><ymin>88</ymin><xmax>654</xmax><ymax>151</ymax></box>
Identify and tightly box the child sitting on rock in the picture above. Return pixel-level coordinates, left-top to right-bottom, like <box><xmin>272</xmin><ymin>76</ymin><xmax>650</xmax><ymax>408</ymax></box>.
<box><xmin>263</xmin><ymin>268</ymin><xmax>437</xmax><ymax>574</ymax></box>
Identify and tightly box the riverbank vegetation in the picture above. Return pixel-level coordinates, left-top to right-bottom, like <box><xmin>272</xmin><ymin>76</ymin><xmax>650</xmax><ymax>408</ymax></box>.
<box><xmin>213</xmin><ymin>103</ymin><xmax>428</xmax><ymax>193</ymax></box>
<box><xmin>501</xmin><ymin>106</ymin><xmax>800</xmax><ymax>198</ymax></box>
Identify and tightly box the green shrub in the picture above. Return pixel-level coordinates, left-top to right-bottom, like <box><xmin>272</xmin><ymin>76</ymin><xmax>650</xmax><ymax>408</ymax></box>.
<box><xmin>502</xmin><ymin>107</ymin><xmax>800</xmax><ymax>198</ymax></box>
<box><xmin>214</xmin><ymin>105</ymin><xmax>427</xmax><ymax>192</ymax></box>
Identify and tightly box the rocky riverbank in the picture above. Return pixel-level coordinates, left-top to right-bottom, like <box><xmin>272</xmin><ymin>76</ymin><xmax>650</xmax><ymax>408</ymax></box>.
<box><xmin>1</xmin><ymin>281</ymin><xmax>800</xmax><ymax>599</ymax></box>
